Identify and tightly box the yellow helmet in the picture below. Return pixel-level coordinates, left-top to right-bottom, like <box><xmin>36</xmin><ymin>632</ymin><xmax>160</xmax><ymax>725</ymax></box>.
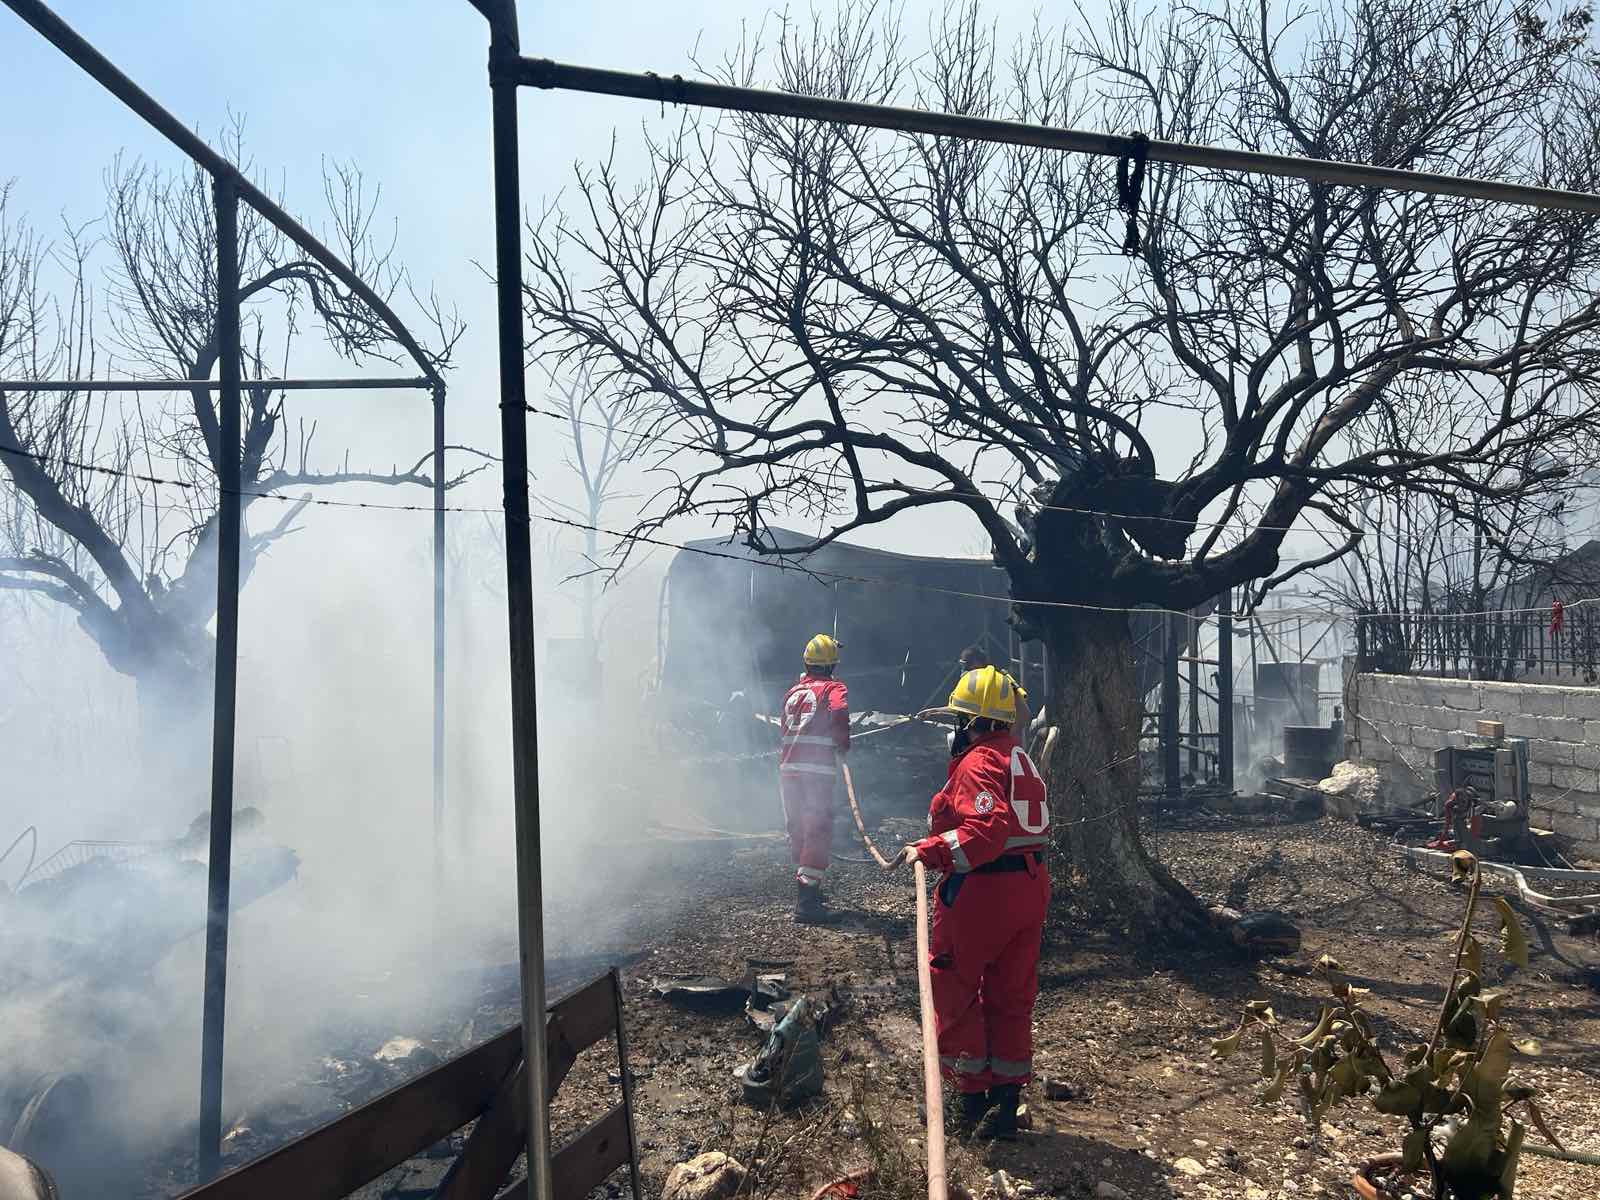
<box><xmin>803</xmin><ymin>634</ymin><xmax>841</xmax><ymax>666</ymax></box>
<box><xmin>944</xmin><ymin>666</ymin><xmax>1017</xmax><ymax>723</ymax></box>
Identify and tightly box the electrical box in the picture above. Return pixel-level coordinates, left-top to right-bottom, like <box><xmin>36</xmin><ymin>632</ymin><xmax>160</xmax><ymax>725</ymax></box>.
<box><xmin>1431</xmin><ymin>737</ymin><xmax>1531</xmax><ymax>859</ymax></box>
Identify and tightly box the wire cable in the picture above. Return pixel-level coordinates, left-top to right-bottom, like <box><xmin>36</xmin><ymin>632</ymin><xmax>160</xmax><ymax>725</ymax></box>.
<box><xmin>2</xmin><ymin>438</ymin><xmax>1556</xmax><ymax>625</ymax></box>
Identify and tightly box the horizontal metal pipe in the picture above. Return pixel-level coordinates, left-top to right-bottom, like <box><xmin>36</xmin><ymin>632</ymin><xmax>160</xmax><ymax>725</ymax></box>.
<box><xmin>2</xmin><ymin>0</ymin><xmax>444</xmax><ymax>388</ymax></box>
<box><xmin>517</xmin><ymin>57</ymin><xmax>1600</xmax><ymax>216</ymax></box>
<box><xmin>0</xmin><ymin>377</ymin><xmax>433</xmax><ymax>393</ymax></box>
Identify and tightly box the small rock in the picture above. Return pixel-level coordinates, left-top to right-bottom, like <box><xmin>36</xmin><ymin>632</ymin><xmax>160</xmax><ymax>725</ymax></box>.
<box><xmin>1173</xmin><ymin>1158</ymin><xmax>1207</xmax><ymax>1178</ymax></box>
<box><xmin>374</xmin><ymin>1036</ymin><xmax>439</xmax><ymax>1069</ymax></box>
<box><xmin>1095</xmin><ymin>1184</ymin><xmax>1129</xmax><ymax>1200</ymax></box>
<box><xmin>662</xmin><ymin>1152</ymin><xmax>746</xmax><ymax>1200</ymax></box>
<box><xmin>1292</xmin><ymin>1136</ymin><xmax>1309</xmax><ymax>1150</ymax></box>
<box><xmin>1042</xmin><ymin>1077</ymin><xmax>1078</xmax><ymax>1101</ymax></box>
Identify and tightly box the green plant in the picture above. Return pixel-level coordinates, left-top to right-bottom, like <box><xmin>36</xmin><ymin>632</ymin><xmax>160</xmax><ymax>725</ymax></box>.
<box><xmin>1212</xmin><ymin>851</ymin><xmax>1563</xmax><ymax>1200</ymax></box>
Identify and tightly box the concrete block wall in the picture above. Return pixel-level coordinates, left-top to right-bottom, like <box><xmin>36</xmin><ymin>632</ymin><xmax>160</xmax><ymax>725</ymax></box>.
<box><xmin>1344</xmin><ymin>670</ymin><xmax>1600</xmax><ymax>858</ymax></box>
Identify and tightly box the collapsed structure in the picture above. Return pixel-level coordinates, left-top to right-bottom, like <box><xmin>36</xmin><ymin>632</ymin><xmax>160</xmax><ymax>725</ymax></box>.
<box><xmin>658</xmin><ymin>531</ymin><xmax>1183</xmax><ymax>720</ymax></box>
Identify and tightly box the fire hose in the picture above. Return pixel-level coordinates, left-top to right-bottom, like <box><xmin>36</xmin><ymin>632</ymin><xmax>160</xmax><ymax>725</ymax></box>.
<box><xmin>1399</xmin><ymin>846</ymin><xmax>1600</xmax><ymax>917</ymax></box>
<box><xmin>841</xmin><ymin>763</ymin><xmax>949</xmax><ymax>1200</ymax></box>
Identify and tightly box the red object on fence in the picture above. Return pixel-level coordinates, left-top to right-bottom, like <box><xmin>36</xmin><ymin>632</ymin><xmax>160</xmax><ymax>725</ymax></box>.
<box><xmin>1551</xmin><ymin>600</ymin><xmax>1565</xmax><ymax>637</ymax></box>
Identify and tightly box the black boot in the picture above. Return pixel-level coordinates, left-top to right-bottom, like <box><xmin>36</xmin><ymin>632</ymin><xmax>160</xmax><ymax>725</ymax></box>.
<box><xmin>975</xmin><ymin>1084</ymin><xmax>1022</xmax><ymax>1140</ymax></box>
<box><xmin>955</xmin><ymin>1089</ymin><xmax>991</xmax><ymax>1135</ymax></box>
<box><xmin>794</xmin><ymin>882</ymin><xmax>832</xmax><ymax>924</ymax></box>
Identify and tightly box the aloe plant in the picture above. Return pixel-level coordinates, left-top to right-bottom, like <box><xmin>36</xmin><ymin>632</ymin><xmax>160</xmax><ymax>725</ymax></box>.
<box><xmin>1212</xmin><ymin>852</ymin><xmax>1563</xmax><ymax>1199</ymax></box>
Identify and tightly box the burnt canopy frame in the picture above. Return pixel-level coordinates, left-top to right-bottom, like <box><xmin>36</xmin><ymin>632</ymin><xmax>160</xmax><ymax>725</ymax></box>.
<box><xmin>0</xmin><ymin>0</ymin><xmax>452</xmax><ymax>1183</ymax></box>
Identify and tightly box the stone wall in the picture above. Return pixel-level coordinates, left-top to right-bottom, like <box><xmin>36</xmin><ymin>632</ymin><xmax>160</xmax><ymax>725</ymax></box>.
<box><xmin>1344</xmin><ymin>668</ymin><xmax>1600</xmax><ymax>857</ymax></box>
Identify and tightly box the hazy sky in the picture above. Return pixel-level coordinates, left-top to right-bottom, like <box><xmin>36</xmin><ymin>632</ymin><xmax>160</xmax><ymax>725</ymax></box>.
<box><xmin>1</xmin><ymin>0</ymin><xmax>1073</xmax><ymax>563</ymax></box>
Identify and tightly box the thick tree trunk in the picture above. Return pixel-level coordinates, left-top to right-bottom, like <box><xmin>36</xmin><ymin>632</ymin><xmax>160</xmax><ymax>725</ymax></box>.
<box><xmin>134</xmin><ymin>659</ymin><xmax>213</xmax><ymax>807</ymax></box>
<box><xmin>1038</xmin><ymin>610</ymin><xmax>1209</xmax><ymax>937</ymax></box>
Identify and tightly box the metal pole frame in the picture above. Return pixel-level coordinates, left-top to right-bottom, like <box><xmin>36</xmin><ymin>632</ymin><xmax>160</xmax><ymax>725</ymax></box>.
<box><xmin>1218</xmin><ymin>590</ymin><xmax>1235</xmax><ymax>792</ymax></box>
<box><xmin>1161</xmin><ymin>612</ymin><xmax>1182</xmax><ymax>801</ymax></box>
<box><xmin>474</xmin><ymin>5</ymin><xmax>556</xmax><ymax>1199</ymax></box>
<box><xmin>198</xmin><ymin>173</ymin><xmax>243</xmax><ymax>1182</ymax></box>
<box><xmin>1</xmin><ymin>0</ymin><xmax>453</xmax><ymax>1180</ymax></box>
<box><xmin>514</xmin><ymin>56</ymin><xmax>1600</xmax><ymax>216</ymax></box>
<box><xmin>0</xmin><ymin>377</ymin><xmax>433</xmax><ymax>392</ymax></box>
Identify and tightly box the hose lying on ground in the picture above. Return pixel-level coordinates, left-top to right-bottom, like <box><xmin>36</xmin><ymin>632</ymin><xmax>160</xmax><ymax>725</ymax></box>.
<box><xmin>1399</xmin><ymin>846</ymin><xmax>1600</xmax><ymax>916</ymax></box>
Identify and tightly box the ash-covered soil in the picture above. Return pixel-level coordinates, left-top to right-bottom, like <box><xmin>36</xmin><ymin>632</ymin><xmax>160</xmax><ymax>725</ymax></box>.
<box><xmin>535</xmin><ymin>811</ymin><xmax>1600</xmax><ymax>1200</ymax></box>
<box><xmin>129</xmin><ymin>804</ymin><xmax>1600</xmax><ymax>1200</ymax></box>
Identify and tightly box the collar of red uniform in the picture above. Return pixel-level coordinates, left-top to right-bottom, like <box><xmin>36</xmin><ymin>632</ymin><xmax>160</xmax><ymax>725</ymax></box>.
<box><xmin>951</xmin><ymin>727</ymin><xmax>1014</xmax><ymax>763</ymax></box>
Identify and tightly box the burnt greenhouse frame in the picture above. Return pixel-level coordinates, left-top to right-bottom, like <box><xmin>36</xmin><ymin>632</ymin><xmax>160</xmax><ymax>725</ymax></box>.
<box><xmin>0</xmin><ymin>0</ymin><xmax>453</xmax><ymax>1183</ymax></box>
<box><xmin>8</xmin><ymin>0</ymin><xmax>1600</xmax><ymax>1198</ymax></box>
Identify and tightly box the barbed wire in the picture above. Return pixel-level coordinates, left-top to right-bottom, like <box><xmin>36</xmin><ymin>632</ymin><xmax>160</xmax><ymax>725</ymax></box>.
<box><xmin>2</xmin><ymin>437</ymin><xmax>1552</xmax><ymax>626</ymax></box>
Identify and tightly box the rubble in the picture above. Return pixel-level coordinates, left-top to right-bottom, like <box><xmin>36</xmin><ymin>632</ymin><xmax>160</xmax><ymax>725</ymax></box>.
<box><xmin>662</xmin><ymin>1151</ymin><xmax>746</xmax><ymax>1200</ymax></box>
<box><xmin>0</xmin><ymin>1146</ymin><xmax>56</xmax><ymax>1200</ymax></box>
<box><xmin>1316</xmin><ymin>761</ymin><xmax>1382</xmax><ymax>819</ymax></box>
<box><xmin>734</xmin><ymin>996</ymin><xmax>824</xmax><ymax>1107</ymax></box>
<box><xmin>652</xmin><ymin>970</ymin><xmax>788</xmax><ymax>1013</ymax></box>
<box><xmin>373</xmin><ymin>1037</ymin><xmax>441</xmax><ymax>1072</ymax></box>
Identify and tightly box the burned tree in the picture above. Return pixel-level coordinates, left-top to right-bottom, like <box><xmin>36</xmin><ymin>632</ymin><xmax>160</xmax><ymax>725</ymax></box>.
<box><xmin>523</xmin><ymin>0</ymin><xmax>1600</xmax><ymax>932</ymax></box>
<box><xmin>0</xmin><ymin>149</ymin><xmax>466</xmax><ymax>775</ymax></box>
<box><xmin>538</xmin><ymin>362</ymin><xmax>647</xmax><ymax>651</ymax></box>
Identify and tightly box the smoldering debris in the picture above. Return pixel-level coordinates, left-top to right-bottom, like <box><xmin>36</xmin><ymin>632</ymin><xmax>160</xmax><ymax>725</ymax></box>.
<box><xmin>0</xmin><ymin>809</ymin><xmax>298</xmax><ymax>1190</ymax></box>
<box><xmin>1</xmin><ymin>807</ymin><xmax>298</xmax><ymax>991</ymax></box>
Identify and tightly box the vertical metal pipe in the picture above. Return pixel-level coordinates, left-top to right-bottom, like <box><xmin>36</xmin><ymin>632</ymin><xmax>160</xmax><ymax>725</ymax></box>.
<box><xmin>489</xmin><ymin>35</ymin><xmax>554</xmax><ymax>1200</ymax></box>
<box><xmin>198</xmin><ymin>174</ymin><xmax>243</xmax><ymax>1183</ymax></box>
<box><xmin>611</xmin><ymin>968</ymin><xmax>644</xmax><ymax>1200</ymax></box>
<box><xmin>1218</xmin><ymin>591</ymin><xmax>1234</xmax><ymax>792</ymax></box>
<box><xmin>1186</xmin><ymin>616</ymin><xmax>1199</xmax><ymax>778</ymax></box>
<box><xmin>433</xmin><ymin>385</ymin><xmax>446</xmax><ymax>877</ymax></box>
<box><xmin>1161</xmin><ymin>612</ymin><xmax>1181</xmax><ymax>801</ymax></box>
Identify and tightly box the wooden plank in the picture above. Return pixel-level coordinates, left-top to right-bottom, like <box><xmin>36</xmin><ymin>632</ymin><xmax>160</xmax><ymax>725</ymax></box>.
<box><xmin>492</xmin><ymin>1106</ymin><xmax>631</xmax><ymax>1200</ymax></box>
<box><xmin>550</xmin><ymin>1106</ymin><xmax>631</xmax><ymax>1200</ymax></box>
<box><xmin>176</xmin><ymin>1026</ymin><xmax>522</xmax><ymax>1200</ymax></box>
<box><xmin>178</xmin><ymin>973</ymin><xmax>619</xmax><ymax>1200</ymax></box>
<box><xmin>547</xmin><ymin>973</ymin><xmax>620</xmax><ymax>1065</ymax></box>
<box><xmin>434</xmin><ymin>1062</ymin><xmax>529</xmax><ymax>1200</ymax></box>
<box><xmin>436</xmin><ymin>973</ymin><xmax>621</xmax><ymax>1200</ymax></box>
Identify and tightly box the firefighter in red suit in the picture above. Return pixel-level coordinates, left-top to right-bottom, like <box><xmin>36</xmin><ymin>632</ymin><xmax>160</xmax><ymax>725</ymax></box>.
<box><xmin>887</xmin><ymin>665</ymin><xmax>1050</xmax><ymax>1138</ymax></box>
<box><xmin>779</xmin><ymin>634</ymin><xmax>850</xmax><ymax>923</ymax></box>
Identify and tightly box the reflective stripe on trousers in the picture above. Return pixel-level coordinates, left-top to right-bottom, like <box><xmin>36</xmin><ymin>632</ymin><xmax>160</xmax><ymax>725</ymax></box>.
<box><xmin>779</xmin><ymin>762</ymin><xmax>838</xmax><ymax>776</ymax></box>
<box><xmin>938</xmin><ymin>1054</ymin><xmax>989</xmax><ymax>1078</ymax></box>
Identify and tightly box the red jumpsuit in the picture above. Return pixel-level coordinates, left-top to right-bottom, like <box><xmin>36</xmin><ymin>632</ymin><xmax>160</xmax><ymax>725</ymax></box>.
<box><xmin>778</xmin><ymin>672</ymin><xmax>850</xmax><ymax>889</ymax></box>
<box><xmin>912</xmin><ymin>729</ymin><xmax>1051</xmax><ymax>1094</ymax></box>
